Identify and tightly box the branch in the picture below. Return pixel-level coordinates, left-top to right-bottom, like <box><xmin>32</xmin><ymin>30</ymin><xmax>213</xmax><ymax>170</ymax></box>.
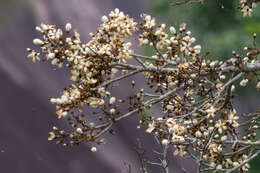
<box><xmin>226</xmin><ymin>150</ymin><xmax>260</xmax><ymax>173</ymax></box>
<box><xmin>170</xmin><ymin>0</ymin><xmax>204</xmax><ymax>6</ymax></box>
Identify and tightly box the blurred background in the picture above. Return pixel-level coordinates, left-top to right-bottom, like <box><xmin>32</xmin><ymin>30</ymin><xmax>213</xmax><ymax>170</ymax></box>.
<box><xmin>0</xmin><ymin>0</ymin><xmax>259</xmax><ymax>172</ymax></box>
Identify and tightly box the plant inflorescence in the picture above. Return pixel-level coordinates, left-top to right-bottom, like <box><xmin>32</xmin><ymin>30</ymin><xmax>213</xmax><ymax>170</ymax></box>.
<box><xmin>27</xmin><ymin>3</ymin><xmax>260</xmax><ymax>172</ymax></box>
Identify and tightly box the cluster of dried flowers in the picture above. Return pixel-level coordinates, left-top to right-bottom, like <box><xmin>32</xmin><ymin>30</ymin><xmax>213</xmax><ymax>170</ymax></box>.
<box><xmin>27</xmin><ymin>7</ymin><xmax>260</xmax><ymax>173</ymax></box>
<box><xmin>238</xmin><ymin>0</ymin><xmax>260</xmax><ymax>17</ymax></box>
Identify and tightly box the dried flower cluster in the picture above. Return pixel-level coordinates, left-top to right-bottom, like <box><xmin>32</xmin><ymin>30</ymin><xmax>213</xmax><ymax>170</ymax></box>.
<box><xmin>27</xmin><ymin>8</ymin><xmax>260</xmax><ymax>173</ymax></box>
<box><xmin>238</xmin><ymin>0</ymin><xmax>260</xmax><ymax>17</ymax></box>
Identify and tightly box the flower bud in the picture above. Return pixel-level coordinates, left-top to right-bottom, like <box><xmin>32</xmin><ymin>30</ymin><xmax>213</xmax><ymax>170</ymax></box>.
<box><xmin>35</xmin><ymin>26</ymin><xmax>43</xmax><ymax>33</ymax></box>
<box><xmin>110</xmin><ymin>108</ymin><xmax>116</xmax><ymax>114</ymax></box>
<box><xmin>47</xmin><ymin>53</ymin><xmax>55</xmax><ymax>59</ymax></box>
<box><xmin>91</xmin><ymin>147</ymin><xmax>97</xmax><ymax>152</ymax></box>
<box><xmin>76</xmin><ymin>128</ymin><xmax>83</xmax><ymax>134</ymax></box>
<box><xmin>101</xmin><ymin>15</ymin><xmax>109</xmax><ymax>22</ymax></box>
<box><xmin>109</xmin><ymin>97</ymin><xmax>116</xmax><ymax>104</ymax></box>
<box><xmin>65</xmin><ymin>23</ymin><xmax>72</xmax><ymax>32</ymax></box>
<box><xmin>257</xmin><ymin>81</ymin><xmax>260</xmax><ymax>89</ymax></box>
<box><xmin>169</xmin><ymin>26</ymin><xmax>176</xmax><ymax>34</ymax></box>
<box><xmin>33</xmin><ymin>38</ymin><xmax>44</xmax><ymax>45</ymax></box>
<box><xmin>195</xmin><ymin>131</ymin><xmax>202</xmax><ymax>138</ymax></box>
<box><xmin>240</xmin><ymin>79</ymin><xmax>248</xmax><ymax>87</ymax></box>
<box><xmin>161</xmin><ymin>139</ymin><xmax>169</xmax><ymax>146</ymax></box>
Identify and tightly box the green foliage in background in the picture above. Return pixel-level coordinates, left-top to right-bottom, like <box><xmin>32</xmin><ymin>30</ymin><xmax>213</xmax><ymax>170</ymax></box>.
<box><xmin>146</xmin><ymin>1</ymin><xmax>260</xmax><ymax>172</ymax></box>
<box><xmin>146</xmin><ymin>0</ymin><xmax>260</xmax><ymax>96</ymax></box>
<box><xmin>150</xmin><ymin>0</ymin><xmax>260</xmax><ymax>56</ymax></box>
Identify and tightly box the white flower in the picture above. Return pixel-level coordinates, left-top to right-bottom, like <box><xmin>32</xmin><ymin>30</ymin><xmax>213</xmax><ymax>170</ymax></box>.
<box><xmin>48</xmin><ymin>132</ymin><xmax>55</xmax><ymax>141</ymax></box>
<box><xmin>101</xmin><ymin>15</ymin><xmax>109</xmax><ymax>23</ymax></box>
<box><xmin>161</xmin><ymin>139</ymin><xmax>169</xmax><ymax>146</ymax></box>
<box><xmin>169</xmin><ymin>26</ymin><xmax>176</xmax><ymax>34</ymax></box>
<box><xmin>47</xmin><ymin>53</ymin><xmax>55</xmax><ymax>59</ymax></box>
<box><xmin>194</xmin><ymin>45</ymin><xmax>201</xmax><ymax>50</ymax></box>
<box><xmin>51</xmin><ymin>58</ymin><xmax>58</xmax><ymax>65</ymax></box>
<box><xmin>110</xmin><ymin>108</ymin><xmax>116</xmax><ymax>114</ymax></box>
<box><xmin>232</xmin><ymin>162</ymin><xmax>239</xmax><ymax>167</ymax></box>
<box><xmin>240</xmin><ymin>78</ymin><xmax>248</xmax><ymax>87</ymax></box>
<box><xmin>65</xmin><ymin>23</ymin><xmax>72</xmax><ymax>32</ymax></box>
<box><xmin>231</xmin><ymin>85</ymin><xmax>235</xmax><ymax>92</ymax></box>
<box><xmin>91</xmin><ymin>147</ymin><xmax>97</xmax><ymax>152</ymax></box>
<box><xmin>216</xmin><ymin>165</ymin><xmax>222</xmax><ymax>170</ymax></box>
<box><xmin>146</xmin><ymin>122</ymin><xmax>155</xmax><ymax>133</ymax></box>
<box><xmin>210</xmin><ymin>61</ymin><xmax>217</xmax><ymax>68</ymax></box>
<box><xmin>76</xmin><ymin>128</ymin><xmax>83</xmax><ymax>134</ymax></box>
<box><xmin>220</xmin><ymin>75</ymin><xmax>226</xmax><ymax>80</ymax></box>
<box><xmin>210</xmin><ymin>162</ymin><xmax>216</xmax><ymax>168</ymax></box>
<box><xmin>109</xmin><ymin>97</ymin><xmax>116</xmax><ymax>104</ymax></box>
<box><xmin>35</xmin><ymin>26</ymin><xmax>43</xmax><ymax>33</ymax></box>
<box><xmin>61</xmin><ymin>111</ymin><xmax>68</xmax><ymax>117</ymax></box>
<box><xmin>256</xmin><ymin>81</ymin><xmax>260</xmax><ymax>89</ymax></box>
<box><xmin>145</xmin><ymin>15</ymin><xmax>151</xmax><ymax>21</ymax></box>
<box><xmin>50</xmin><ymin>98</ymin><xmax>56</xmax><ymax>104</ymax></box>
<box><xmin>206</xmin><ymin>105</ymin><xmax>216</xmax><ymax>118</ymax></box>
<box><xmin>195</xmin><ymin>131</ymin><xmax>202</xmax><ymax>138</ymax></box>
<box><xmin>118</xmin><ymin>12</ymin><xmax>124</xmax><ymax>19</ymax></box>
<box><xmin>33</xmin><ymin>38</ymin><xmax>44</xmax><ymax>45</ymax></box>
<box><xmin>166</xmin><ymin>105</ymin><xmax>174</xmax><ymax>111</ymax></box>
<box><xmin>252</xmin><ymin>2</ymin><xmax>257</xmax><ymax>8</ymax></box>
<box><xmin>194</xmin><ymin>45</ymin><xmax>201</xmax><ymax>54</ymax></box>
<box><xmin>221</xmin><ymin>135</ymin><xmax>227</xmax><ymax>141</ymax></box>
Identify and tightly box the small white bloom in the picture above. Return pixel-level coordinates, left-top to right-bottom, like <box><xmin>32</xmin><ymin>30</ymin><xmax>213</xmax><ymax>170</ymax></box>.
<box><xmin>231</xmin><ymin>85</ymin><xmax>235</xmax><ymax>92</ymax></box>
<box><xmin>242</xmin><ymin>154</ymin><xmax>248</xmax><ymax>159</ymax></box>
<box><xmin>220</xmin><ymin>75</ymin><xmax>226</xmax><ymax>80</ymax></box>
<box><xmin>50</xmin><ymin>98</ymin><xmax>56</xmax><ymax>104</ymax></box>
<box><xmin>33</xmin><ymin>38</ymin><xmax>44</xmax><ymax>45</ymax></box>
<box><xmin>190</xmin><ymin>37</ymin><xmax>196</xmax><ymax>43</ymax></box>
<box><xmin>146</xmin><ymin>122</ymin><xmax>155</xmax><ymax>133</ymax></box>
<box><xmin>35</xmin><ymin>26</ymin><xmax>43</xmax><ymax>33</ymax></box>
<box><xmin>91</xmin><ymin>147</ymin><xmax>97</xmax><ymax>152</ymax></box>
<box><xmin>145</xmin><ymin>15</ymin><xmax>151</xmax><ymax>21</ymax></box>
<box><xmin>210</xmin><ymin>162</ymin><xmax>216</xmax><ymax>168</ymax></box>
<box><xmin>76</xmin><ymin>128</ymin><xmax>83</xmax><ymax>134</ymax></box>
<box><xmin>119</xmin><ymin>12</ymin><xmax>124</xmax><ymax>18</ymax></box>
<box><xmin>194</xmin><ymin>45</ymin><xmax>201</xmax><ymax>50</ymax></box>
<box><xmin>203</xmin><ymin>131</ymin><xmax>209</xmax><ymax>137</ymax></box>
<box><xmin>216</xmin><ymin>165</ymin><xmax>222</xmax><ymax>170</ymax></box>
<box><xmin>240</xmin><ymin>78</ymin><xmax>248</xmax><ymax>87</ymax></box>
<box><xmin>101</xmin><ymin>15</ymin><xmax>109</xmax><ymax>22</ymax></box>
<box><xmin>47</xmin><ymin>53</ymin><xmax>55</xmax><ymax>59</ymax></box>
<box><xmin>166</xmin><ymin>105</ymin><xmax>174</xmax><ymax>111</ymax></box>
<box><xmin>210</xmin><ymin>61</ymin><xmax>216</xmax><ymax>68</ymax></box>
<box><xmin>60</xmin><ymin>111</ymin><xmax>68</xmax><ymax>117</ymax></box>
<box><xmin>65</xmin><ymin>23</ymin><xmax>72</xmax><ymax>32</ymax></box>
<box><xmin>142</xmin><ymin>39</ymin><xmax>149</xmax><ymax>45</ymax></box>
<box><xmin>195</xmin><ymin>131</ymin><xmax>202</xmax><ymax>138</ymax></box>
<box><xmin>221</xmin><ymin>135</ymin><xmax>227</xmax><ymax>141</ymax></box>
<box><xmin>109</xmin><ymin>97</ymin><xmax>116</xmax><ymax>104</ymax></box>
<box><xmin>110</xmin><ymin>108</ymin><xmax>116</xmax><ymax>114</ymax></box>
<box><xmin>256</xmin><ymin>81</ymin><xmax>260</xmax><ymax>89</ymax></box>
<box><xmin>161</xmin><ymin>139</ymin><xmax>169</xmax><ymax>146</ymax></box>
<box><xmin>51</xmin><ymin>58</ymin><xmax>58</xmax><ymax>65</ymax></box>
<box><xmin>201</xmin><ymin>61</ymin><xmax>206</xmax><ymax>67</ymax></box>
<box><xmin>190</xmin><ymin>73</ymin><xmax>196</xmax><ymax>78</ymax></box>
<box><xmin>169</xmin><ymin>26</ymin><xmax>176</xmax><ymax>34</ymax></box>
<box><xmin>232</xmin><ymin>162</ymin><xmax>239</xmax><ymax>167</ymax></box>
<box><xmin>208</xmin><ymin>126</ymin><xmax>214</xmax><ymax>132</ymax></box>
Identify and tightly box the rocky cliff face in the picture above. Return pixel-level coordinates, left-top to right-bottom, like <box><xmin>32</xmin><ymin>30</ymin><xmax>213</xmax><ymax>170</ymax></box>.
<box><xmin>0</xmin><ymin>0</ymin><xmax>195</xmax><ymax>172</ymax></box>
